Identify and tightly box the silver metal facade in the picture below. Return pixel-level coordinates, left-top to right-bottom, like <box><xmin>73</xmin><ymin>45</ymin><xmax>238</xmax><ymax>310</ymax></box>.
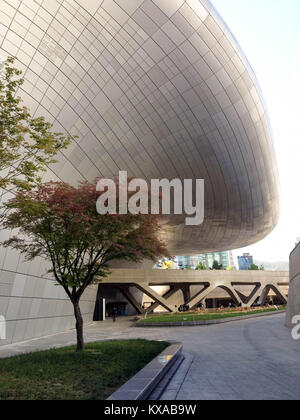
<box><xmin>0</xmin><ymin>0</ymin><xmax>280</xmax><ymax>344</ymax></box>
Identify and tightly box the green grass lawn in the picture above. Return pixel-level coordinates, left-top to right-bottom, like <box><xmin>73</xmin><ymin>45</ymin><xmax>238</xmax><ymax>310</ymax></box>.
<box><xmin>139</xmin><ymin>306</ymin><xmax>286</xmax><ymax>324</ymax></box>
<box><xmin>0</xmin><ymin>340</ymin><xmax>169</xmax><ymax>400</ymax></box>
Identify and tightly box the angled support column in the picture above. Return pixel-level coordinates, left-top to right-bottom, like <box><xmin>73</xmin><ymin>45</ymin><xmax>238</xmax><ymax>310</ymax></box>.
<box><xmin>234</xmin><ymin>289</ymin><xmax>248</xmax><ymax>303</ymax></box>
<box><xmin>181</xmin><ymin>285</ymin><xmax>191</xmax><ymax>304</ymax></box>
<box><xmin>242</xmin><ymin>283</ymin><xmax>262</xmax><ymax>306</ymax></box>
<box><xmin>137</xmin><ymin>284</ymin><xmax>176</xmax><ymax>312</ymax></box>
<box><xmin>257</xmin><ymin>286</ymin><xmax>271</xmax><ymax>306</ymax></box>
<box><xmin>269</xmin><ymin>285</ymin><xmax>288</xmax><ymax>305</ymax></box>
<box><xmin>220</xmin><ymin>286</ymin><xmax>244</xmax><ymax>307</ymax></box>
<box><xmin>118</xmin><ymin>286</ymin><xmax>146</xmax><ymax>315</ymax></box>
<box><xmin>146</xmin><ymin>286</ymin><xmax>181</xmax><ymax>313</ymax></box>
<box><xmin>188</xmin><ymin>283</ymin><xmax>215</xmax><ymax>309</ymax></box>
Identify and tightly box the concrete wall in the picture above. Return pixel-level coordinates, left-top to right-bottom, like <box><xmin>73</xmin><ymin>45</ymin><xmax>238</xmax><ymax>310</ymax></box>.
<box><xmin>286</xmin><ymin>244</ymin><xmax>300</xmax><ymax>327</ymax></box>
<box><xmin>102</xmin><ymin>269</ymin><xmax>289</xmax><ymax>313</ymax></box>
<box><xmin>0</xmin><ymin>251</ymin><xmax>98</xmax><ymax>346</ymax></box>
<box><xmin>152</xmin><ymin>274</ymin><xmax>289</xmax><ymax>311</ymax></box>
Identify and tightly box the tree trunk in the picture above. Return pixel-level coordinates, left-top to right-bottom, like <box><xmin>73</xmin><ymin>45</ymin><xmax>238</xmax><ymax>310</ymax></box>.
<box><xmin>73</xmin><ymin>300</ymin><xmax>84</xmax><ymax>351</ymax></box>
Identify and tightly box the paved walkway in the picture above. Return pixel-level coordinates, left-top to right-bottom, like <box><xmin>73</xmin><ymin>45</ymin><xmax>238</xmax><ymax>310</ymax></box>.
<box><xmin>161</xmin><ymin>313</ymin><xmax>300</xmax><ymax>400</ymax></box>
<box><xmin>0</xmin><ymin>313</ymin><xmax>299</xmax><ymax>400</ymax></box>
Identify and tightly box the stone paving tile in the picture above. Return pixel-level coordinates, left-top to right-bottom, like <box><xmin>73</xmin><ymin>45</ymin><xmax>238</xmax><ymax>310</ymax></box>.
<box><xmin>159</xmin><ymin>390</ymin><xmax>177</xmax><ymax>400</ymax></box>
<box><xmin>1</xmin><ymin>313</ymin><xmax>300</xmax><ymax>400</ymax></box>
<box><xmin>193</xmin><ymin>392</ymin><xmax>223</xmax><ymax>401</ymax></box>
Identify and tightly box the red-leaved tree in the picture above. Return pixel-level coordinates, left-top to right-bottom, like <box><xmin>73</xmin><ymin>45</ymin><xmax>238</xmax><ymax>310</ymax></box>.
<box><xmin>2</xmin><ymin>180</ymin><xmax>168</xmax><ymax>351</ymax></box>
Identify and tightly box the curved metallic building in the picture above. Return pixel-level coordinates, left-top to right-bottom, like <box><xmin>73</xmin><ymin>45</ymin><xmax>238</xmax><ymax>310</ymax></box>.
<box><xmin>0</xmin><ymin>0</ymin><xmax>279</xmax><ymax>344</ymax></box>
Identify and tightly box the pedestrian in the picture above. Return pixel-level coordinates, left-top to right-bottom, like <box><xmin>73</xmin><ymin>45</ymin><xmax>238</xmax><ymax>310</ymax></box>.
<box><xmin>112</xmin><ymin>306</ymin><xmax>117</xmax><ymax>322</ymax></box>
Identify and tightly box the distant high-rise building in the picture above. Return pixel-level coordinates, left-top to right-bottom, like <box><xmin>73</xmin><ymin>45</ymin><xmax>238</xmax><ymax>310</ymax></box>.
<box><xmin>177</xmin><ymin>251</ymin><xmax>235</xmax><ymax>270</ymax></box>
<box><xmin>238</xmin><ymin>253</ymin><xmax>254</xmax><ymax>270</ymax></box>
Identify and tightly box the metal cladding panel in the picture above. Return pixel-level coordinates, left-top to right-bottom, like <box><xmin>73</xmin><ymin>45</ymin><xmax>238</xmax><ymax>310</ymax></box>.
<box><xmin>0</xmin><ymin>1</ymin><xmax>280</xmax><ymax>345</ymax></box>
<box><xmin>0</xmin><ymin>0</ymin><xmax>280</xmax><ymax>255</ymax></box>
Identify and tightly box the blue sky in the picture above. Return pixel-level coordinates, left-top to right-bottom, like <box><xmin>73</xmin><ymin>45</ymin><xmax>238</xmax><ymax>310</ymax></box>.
<box><xmin>211</xmin><ymin>0</ymin><xmax>300</xmax><ymax>262</ymax></box>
